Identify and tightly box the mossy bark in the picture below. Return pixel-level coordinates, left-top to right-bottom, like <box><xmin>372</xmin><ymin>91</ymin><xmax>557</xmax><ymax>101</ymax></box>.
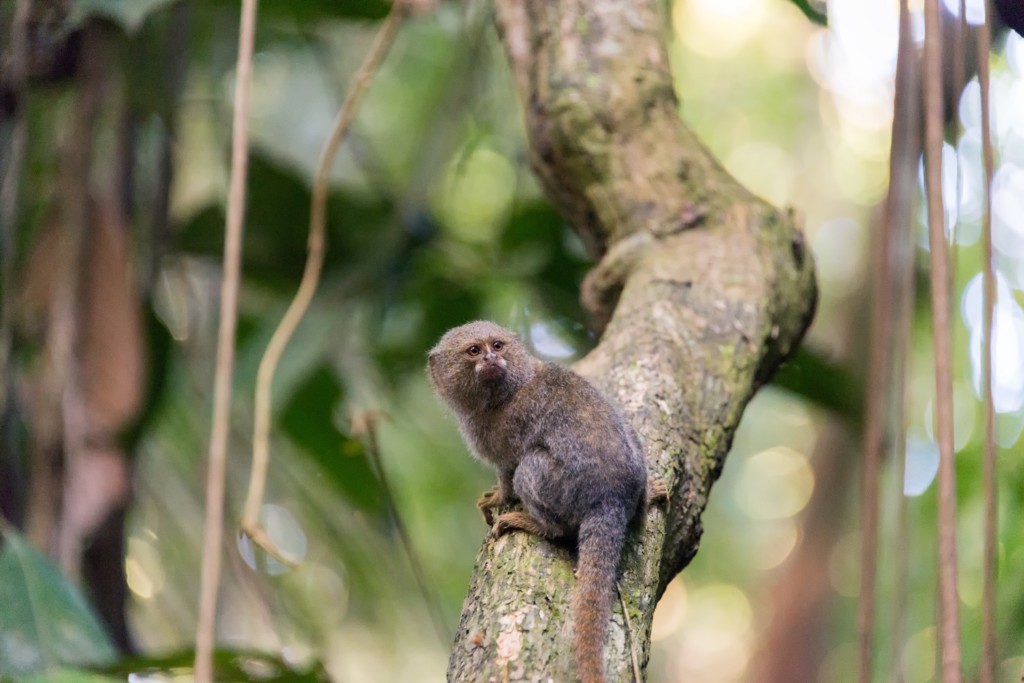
<box><xmin>448</xmin><ymin>1</ymin><xmax>817</xmax><ymax>681</ymax></box>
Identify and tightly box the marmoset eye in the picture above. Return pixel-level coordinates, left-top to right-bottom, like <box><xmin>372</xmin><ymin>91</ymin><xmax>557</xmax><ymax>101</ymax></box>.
<box><xmin>492</xmin><ymin>341</ymin><xmax>504</xmax><ymax>351</ymax></box>
<box><xmin>467</xmin><ymin>345</ymin><xmax>481</xmax><ymax>356</ymax></box>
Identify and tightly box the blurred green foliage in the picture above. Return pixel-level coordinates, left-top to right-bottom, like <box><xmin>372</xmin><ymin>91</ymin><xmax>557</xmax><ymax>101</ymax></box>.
<box><xmin>0</xmin><ymin>531</ymin><xmax>116</xmax><ymax>675</ymax></box>
<box><xmin>785</xmin><ymin>0</ymin><xmax>827</xmax><ymax>26</ymax></box>
<box><xmin>3</xmin><ymin>0</ymin><xmax>1024</xmax><ymax>682</ymax></box>
<box><xmin>280</xmin><ymin>364</ymin><xmax>384</xmax><ymax>518</ymax></box>
<box><xmin>69</xmin><ymin>0</ymin><xmax>179</xmax><ymax>33</ymax></box>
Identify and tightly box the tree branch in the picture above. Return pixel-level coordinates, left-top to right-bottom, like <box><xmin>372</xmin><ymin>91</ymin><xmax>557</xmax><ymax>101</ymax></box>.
<box><xmin>448</xmin><ymin>1</ymin><xmax>817</xmax><ymax>680</ymax></box>
<box><xmin>977</xmin><ymin>3</ymin><xmax>997</xmax><ymax>681</ymax></box>
<box><xmin>923</xmin><ymin>0</ymin><xmax>963</xmax><ymax>679</ymax></box>
<box><xmin>194</xmin><ymin>0</ymin><xmax>259</xmax><ymax>680</ymax></box>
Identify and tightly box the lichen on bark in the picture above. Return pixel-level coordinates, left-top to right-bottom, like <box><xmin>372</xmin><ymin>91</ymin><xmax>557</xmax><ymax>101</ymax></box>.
<box><xmin>447</xmin><ymin>1</ymin><xmax>817</xmax><ymax>681</ymax></box>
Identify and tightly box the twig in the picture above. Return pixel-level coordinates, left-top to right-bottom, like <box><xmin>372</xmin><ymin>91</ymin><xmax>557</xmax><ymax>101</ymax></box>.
<box><xmin>887</xmin><ymin>231</ymin><xmax>916</xmax><ymax>683</ymax></box>
<box><xmin>977</xmin><ymin>4</ymin><xmax>997</xmax><ymax>682</ymax></box>
<box><xmin>241</xmin><ymin>1</ymin><xmax>409</xmax><ymax>555</ymax></box>
<box><xmin>948</xmin><ymin>0</ymin><xmax>967</xmax><ymax>373</ymax></box>
<box><xmin>149</xmin><ymin>0</ymin><xmax>193</xmax><ymax>296</ymax></box>
<box><xmin>0</xmin><ymin>0</ymin><xmax>30</xmax><ymax>468</ymax></box>
<box><xmin>890</xmin><ymin>382</ymin><xmax>912</xmax><ymax>683</ymax></box>
<box><xmin>923</xmin><ymin>0</ymin><xmax>963</xmax><ymax>681</ymax></box>
<box><xmin>53</xmin><ymin>24</ymin><xmax>108</xmax><ymax>578</ymax></box>
<box><xmin>887</xmin><ymin>3</ymin><xmax>920</xmax><ymax>680</ymax></box>
<box><xmin>194</xmin><ymin>0</ymin><xmax>259</xmax><ymax>681</ymax></box>
<box><xmin>0</xmin><ymin>0</ymin><xmax>30</xmax><ymax>302</ymax></box>
<box><xmin>857</xmin><ymin>0</ymin><xmax>920</xmax><ymax>665</ymax></box>
<box><xmin>352</xmin><ymin>410</ymin><xmax>451</xmax><ymax>643</ymax></box>
<box><xmin>616</xmin><ymin>581</ymin><xmax>642</xmax><ymax>683</ymax></box>
<box><xmin>857</xmin><ymin>165</ymin><xmax>897</xmax><ymax>683</ymax></box>
<box><xmin>239</xmin><ymin>526</ymin><xmax>300</xmax><ymax>568</ymax></box>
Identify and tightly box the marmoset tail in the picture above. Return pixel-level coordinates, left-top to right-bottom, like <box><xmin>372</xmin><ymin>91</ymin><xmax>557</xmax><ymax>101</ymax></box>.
<box><xmin>428</xmin><ymin>320</ymin><xmax>651</xmax><ymax>683</ymax></box>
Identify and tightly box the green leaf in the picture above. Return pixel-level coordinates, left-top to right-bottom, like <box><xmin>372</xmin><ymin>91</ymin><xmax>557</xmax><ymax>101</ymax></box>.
<box><xmin>264</xmin><ymin>0</ymin><xmax>390</xmax><ymax>22</ymax></box>
<box><xmin>175</xmin><ymin>153</ymin><xmax>395</xmax><ymax>292</ymax></box>
<box><xmin>15</xmin><ymin>669</ymin><xmax>120</xmax><ymax>683</ymax></box>
<box><xmin>98</xmin><ymin>648</ymin><xmax>330</xmax><ymax>682</ymax></box>
<box><xmin>785</xmin><ymin>0</ymin><xmax>828</xmax><ymax>26</ymax></box>
<box><xmin>280</xmin><ymin>365</ymin><xmax>385</xmax><ymax>517</ymax></box>
<box><xmin>69</xmin><ymin>0</ymin><xmax>179</xmax><ymax>33</ymax></box>
<box><xmin>371</xmin><ymin>257</ymin><xmax>484</xmax><ymax>384</ymax></box>
<box><xmin>119</xmin><ymin>305</ymin><xmax>174</xmax><ymax>452</ymax></box>
<box><xmin>501</xmin><ymin>201</ymin><xmax>590</xmax><ymax>320</ymax></box>
<box><xmin>771</xmin><ymin>346</ymin><xmax>861</xmax><ymax>421</ymax></box>
<box><xmin>0</xmin><ymin>531</ymin><xmax>116</xmax><ymax>676</ymax></box>
<box><xmin>211</xmin><ymin>0</ymin><xmax>390</xmax><ymax>22</ymax></box>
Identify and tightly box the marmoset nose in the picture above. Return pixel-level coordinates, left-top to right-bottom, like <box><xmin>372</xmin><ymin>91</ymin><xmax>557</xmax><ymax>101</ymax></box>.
<box><xmin>484</xmin><ymin>350</ymin><xmax>497</xmax><ymax>361</ymax></box>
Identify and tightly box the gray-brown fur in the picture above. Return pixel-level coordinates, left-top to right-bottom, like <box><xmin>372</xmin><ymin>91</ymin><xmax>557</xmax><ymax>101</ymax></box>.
<box><xmin>428</xmin><ymin>320</ymin><xmax>648</xmax><ymax>683</ymax></box>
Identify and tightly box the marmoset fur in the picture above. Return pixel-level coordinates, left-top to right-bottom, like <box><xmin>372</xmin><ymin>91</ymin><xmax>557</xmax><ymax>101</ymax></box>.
<box><xmin>428</xmin><ymin>320</ymin><xmax>658</xmax><ymax>683</ymax></box>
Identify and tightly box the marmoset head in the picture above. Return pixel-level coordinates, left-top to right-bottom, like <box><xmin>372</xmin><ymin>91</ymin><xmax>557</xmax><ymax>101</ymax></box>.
<box><xmin>427</xmin><ymin>321</ymin><xmax>538</xmax><ymax>411</ymax></box>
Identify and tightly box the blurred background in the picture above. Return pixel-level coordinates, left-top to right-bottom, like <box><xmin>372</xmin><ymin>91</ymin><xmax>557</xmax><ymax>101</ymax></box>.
<box><xmin>1</xmin><ymin>0</ymin><xmax>1023</xmax><ymax>681</ymax></box>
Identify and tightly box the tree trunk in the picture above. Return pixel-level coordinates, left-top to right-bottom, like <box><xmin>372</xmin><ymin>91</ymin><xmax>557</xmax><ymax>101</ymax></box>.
<box><xmin>447</xmin><ymin>1</ymin><xmax>817</xmax><ymax>681</ymax></box>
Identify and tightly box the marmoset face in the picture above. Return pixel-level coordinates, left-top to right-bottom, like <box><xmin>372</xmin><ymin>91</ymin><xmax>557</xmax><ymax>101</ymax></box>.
<box><xmin>428</xmin><ymin>321</ymin><xmax>535</xmax><ymax>410</ymax></box>
<box><xmin>465</xmin><ymin>337</ymin><xmax>509</xmax><ymax>381</ymax></box>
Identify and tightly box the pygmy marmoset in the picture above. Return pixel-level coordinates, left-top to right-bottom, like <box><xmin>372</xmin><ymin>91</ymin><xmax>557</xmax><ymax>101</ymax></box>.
<box><xmin>428</xmin><ymin>320</ymin><xmax>659</xmax><ymax>683</ymax></box>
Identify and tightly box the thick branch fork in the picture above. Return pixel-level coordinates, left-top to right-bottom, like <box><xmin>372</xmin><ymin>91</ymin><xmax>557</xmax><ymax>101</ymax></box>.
<box><xmin>448</xmin><ymin>1</ymin><xmax>816</xmax><ymax>680</ymax></box>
